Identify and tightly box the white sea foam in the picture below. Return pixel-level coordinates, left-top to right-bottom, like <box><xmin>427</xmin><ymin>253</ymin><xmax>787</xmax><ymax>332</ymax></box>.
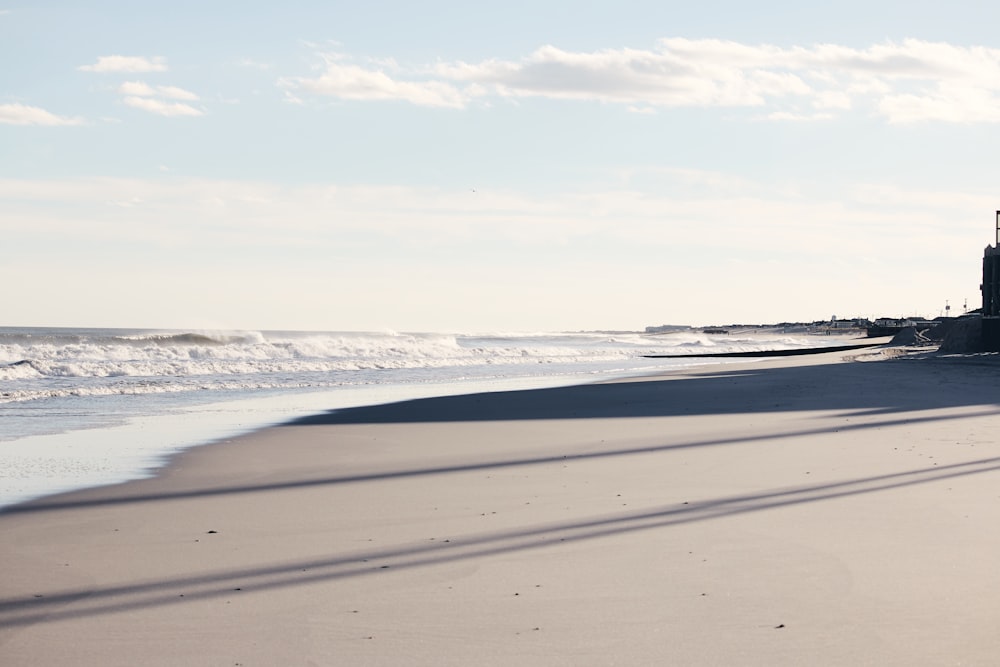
<box><xmin>0</xmin><ymin>325</ymin><xmax>866</xmax><ymax>509</ymax></box>
<box><xmin>0</xmin><ymin>327</ymin><xmax>859</xmax><ymax>403</ymax></box>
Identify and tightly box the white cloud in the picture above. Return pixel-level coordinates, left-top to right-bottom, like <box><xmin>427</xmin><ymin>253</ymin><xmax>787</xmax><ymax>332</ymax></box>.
<box><xmin>436</xmin><ymin>43</ymin><xmax>771</xmax><ymax>107</ymax></box>
<box><xmin>157</xmin><ymin>85</ymin><xmax>199</xmax><ymax>101</ymax></box>
<box><xmin>880</xmin><ymin>84</ymin><xmax>1000</xmax><ymax>123</ymax></box>
<box><xmin>116</xmin><ymin>81</ymin><xmax>202</xmax><ymax>116</ymax></box>
<box><xmin>281</xmin><ymin>58</ymin><xmax>468</xmax><ymax>108</ymax></box>
<box><xmin>286</xmin><ymin>38</ymin><xmax>1000</xmax><ymax>123</ymax></box>
<box><xmin>119</xmin><ymin>81</ymin><xmax>156</xmax><ymax>96</ymax></box>
<box><xmin>122</xmin><ymin>96</ymin><xmax>203</xmax><ymax>117</ymax></box>
<box><xmin>79</xmin><ymin>55</ymin><xmax>168</xmax><ymax>73</ymax></box>
<box><xmin>0</xmin><ymin>103</ymin><xmax>83</xmax><ymax>126</ymax></box>
<box><xmin>119</xmin><ymin>81</ymin><xmax>199</xmax><ymax>101</ymax></box>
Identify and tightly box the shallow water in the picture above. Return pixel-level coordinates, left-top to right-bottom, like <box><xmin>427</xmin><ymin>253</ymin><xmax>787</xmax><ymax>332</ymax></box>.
<box><xmin>0</xmin><ymin>326</ymin><xmax>857</xmax><ymax>508</ymax></box>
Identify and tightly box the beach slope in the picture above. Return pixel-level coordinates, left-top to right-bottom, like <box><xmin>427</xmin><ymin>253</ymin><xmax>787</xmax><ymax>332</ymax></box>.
<box><xmin>3</xmin><ymin>350</ymin><xmax>1000</xmax><ymax>665</ymax></box>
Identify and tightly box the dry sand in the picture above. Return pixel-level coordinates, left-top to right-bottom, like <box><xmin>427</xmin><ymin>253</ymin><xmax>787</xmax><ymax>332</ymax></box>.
<box><xmin>3</xmin><ymin>349</ymin><xmax>1000</xmax><ymax>666</ymax></box>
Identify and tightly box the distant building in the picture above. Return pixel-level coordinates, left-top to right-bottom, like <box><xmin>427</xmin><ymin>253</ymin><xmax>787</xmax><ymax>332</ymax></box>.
<box><xmin>982</xmin><ymin>249</ymin><xmax>1000</xmax><ymax>351</ymax></box>
<box><xmin>980</xmin><ymin>212</ymin><xmax>1000</xmax><ymax>351</ymax></box>
<box><xmin>983</xmin><ymin>245</ymin><xmax>1000</xmax><ymax>316</ymax></box>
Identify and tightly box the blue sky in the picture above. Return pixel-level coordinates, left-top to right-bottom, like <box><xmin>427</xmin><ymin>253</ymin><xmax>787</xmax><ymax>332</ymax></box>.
<box><xmin>3</xmin><ymin>1</ymin><xmax>999</xmax><ymax>331</ymax></box>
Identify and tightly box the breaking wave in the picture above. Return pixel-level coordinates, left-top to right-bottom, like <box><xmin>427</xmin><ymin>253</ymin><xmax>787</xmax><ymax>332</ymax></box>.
<box><xmin>0</xmin><ymin>327</ymin><xmax>856</xmax><ymax>404</ymax></box>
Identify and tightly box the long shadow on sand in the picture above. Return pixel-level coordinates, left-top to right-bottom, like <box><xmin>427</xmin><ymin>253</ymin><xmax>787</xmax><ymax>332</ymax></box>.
<box><xmin>4</xmin><ymin>356</ymin><xmax>1000</xmax><ymax>627</ymax></box>
<box><xmin>4</xmin><ymin>406</ymin><xmax>996</xmax><ymax>515</ymax></box>
<box><xmin>284</xmin><ymin>355</ymin><xmax>1000</xmax><ymax>425</ymax></box>
<box><xmin>3</xmin><ymin>454</ymin><xmax>1000</xmax><ymax>628</ymax></box>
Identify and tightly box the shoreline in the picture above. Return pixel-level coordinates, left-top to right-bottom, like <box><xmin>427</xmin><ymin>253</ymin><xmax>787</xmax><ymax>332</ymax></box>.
<box><xmin>0</xmin><ymin>341</ymin><xmax>853</xmax><ymax>514</ymax></box>
<box><xmin>0</xmin><ymin>364</ymin><xmax>708</xmax><ymax>511</ymax></box>
<box><xmin>6</xmin><ymin>333</ymin><xmax>871</xmax><ymax>512</ymax></box>
<box><xmin>5</xmin><ymin>347</ymin><xmax>1000</xmax><ymax>665</ymax></box>
<box><xmin>1</xmin><ymin>328</ymin><xmax>869</xmax><ymax>512</ymax></box>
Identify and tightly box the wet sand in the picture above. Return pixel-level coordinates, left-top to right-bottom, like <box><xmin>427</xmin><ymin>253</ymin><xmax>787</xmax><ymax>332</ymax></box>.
<box><xmin>3</xmin><ymin>349</ymin><xmax>1000</xmax><ymax>665</ymax></box>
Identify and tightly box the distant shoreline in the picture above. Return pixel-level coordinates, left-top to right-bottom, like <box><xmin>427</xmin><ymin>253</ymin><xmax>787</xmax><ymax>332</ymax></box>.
<box><xmin>643</xmin><ymin>340</ymin><xmax>886</xmax><ymax>358</ymax></box>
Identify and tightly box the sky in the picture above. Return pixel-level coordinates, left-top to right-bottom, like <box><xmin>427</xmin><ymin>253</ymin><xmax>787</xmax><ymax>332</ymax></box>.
<box><xmin>3</xmin><ymin>1</ymin><xmax>1000</xmax><ymax>332</ymax></box>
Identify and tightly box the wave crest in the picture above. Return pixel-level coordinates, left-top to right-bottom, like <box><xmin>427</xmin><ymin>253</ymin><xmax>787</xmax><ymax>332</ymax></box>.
<box><xmin>0</xmin><ymin>328</ymin><xmax>858</xmax><ymax>403</ymax></box>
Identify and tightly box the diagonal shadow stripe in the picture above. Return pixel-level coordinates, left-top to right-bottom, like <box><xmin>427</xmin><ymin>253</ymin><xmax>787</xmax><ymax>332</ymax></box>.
<box><xmin>3</xmin><ymin>454</ymin><xmax>1000</xmax><ymax>627</ymax></box>
<box><xmin>5</xmin><ymin>406</ymin><xmax>996</xmax><ymax>515</ymax></box>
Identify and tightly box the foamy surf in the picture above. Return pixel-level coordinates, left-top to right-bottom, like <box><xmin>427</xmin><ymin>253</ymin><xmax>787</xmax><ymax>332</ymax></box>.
<box><xmin>0</xmin><ymin>326</ymin><xmax>863</xmax><ymax>508</ymax></box>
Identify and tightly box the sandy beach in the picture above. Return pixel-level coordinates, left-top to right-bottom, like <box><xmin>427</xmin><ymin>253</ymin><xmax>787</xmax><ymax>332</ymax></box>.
<box><xmin>3</xmin><ymin>348</ymin><xmax>1000</xmax><ymax>666</ymax></box>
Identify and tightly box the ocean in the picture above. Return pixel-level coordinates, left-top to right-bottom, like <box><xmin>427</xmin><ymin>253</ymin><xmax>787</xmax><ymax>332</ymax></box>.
<box><xmin>0</xmin><ymin>326</ymin><xmax>853</xmax><ymax>509</ymax></box>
